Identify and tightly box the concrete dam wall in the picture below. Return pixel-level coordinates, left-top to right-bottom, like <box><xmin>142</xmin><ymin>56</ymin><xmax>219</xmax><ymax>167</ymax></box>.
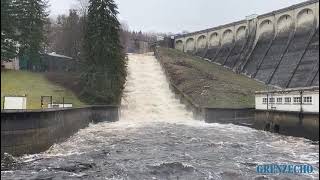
<box><xmin>174</xmin><ymin>0</ymin><xmax>319</xmax><ymax>88</ymax></box>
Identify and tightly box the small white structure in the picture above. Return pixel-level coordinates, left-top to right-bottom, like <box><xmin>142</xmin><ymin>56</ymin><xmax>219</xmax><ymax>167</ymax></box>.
<box><xmin>255</xmin><ymin>86</ymin><xmax>319</xmax><ymax>113</ymax></box>
<box><xmin>157</xmin><ymin>36</ymin><xmax>164</xmax><ymax>41</ymax></box>
<box><xmin>3</xmin><ymin>96</ymin><xmax>27</xmax><ymax>110</ymax></box>
<box><xmin>47</xmin><ymin>52</ymin><xmax>73</xmax><ymax>59</ymax></box>
<box><xmin>1</xmin><ymin>57</ymin><xmax>19</xmax><ymax>70</ymax></box>
<box><xmin>48</xmin><ymin>103</ymin><xmax>73</xmax><ymax>108</ymax></box>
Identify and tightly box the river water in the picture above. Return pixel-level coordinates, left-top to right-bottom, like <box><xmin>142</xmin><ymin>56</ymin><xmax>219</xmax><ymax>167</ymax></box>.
<box><xmin>1</xmin><ymin>54</ymin><xmax>319</xmax><ymax>180</ymax></box>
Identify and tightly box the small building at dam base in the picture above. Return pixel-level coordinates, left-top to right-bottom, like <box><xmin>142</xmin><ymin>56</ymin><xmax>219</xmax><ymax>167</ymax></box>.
<box><xmin>254</xmin><ymin>86</ymin><xmax>319</xmax><ymax>141</ymax></box>
<box><xmin>255</xmin><ymin>86</ymin><xmax>319</xmax><ymax>113</ymax></box>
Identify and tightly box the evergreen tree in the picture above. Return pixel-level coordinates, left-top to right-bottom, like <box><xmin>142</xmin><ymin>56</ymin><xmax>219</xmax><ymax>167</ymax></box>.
<box><xmin>1</xmin><ymin>0</ymin><xmax>19</xmax><ymax>61</ymax></box>
<box><xmin>15</xmin><ymin>0</ymin><xmax>48</xmax><ymax>70</ymax></box>
<box><xmin>81</xmin><ymin>0</ymin><xmax>127</xmax><ymax>104</ymax></box>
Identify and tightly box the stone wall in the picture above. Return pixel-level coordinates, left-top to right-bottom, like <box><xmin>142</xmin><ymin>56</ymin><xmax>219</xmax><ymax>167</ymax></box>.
<box><xmin>1</xmin><ymin>106</ymin><xmax>119</xmax><ymax>156</ymax></box>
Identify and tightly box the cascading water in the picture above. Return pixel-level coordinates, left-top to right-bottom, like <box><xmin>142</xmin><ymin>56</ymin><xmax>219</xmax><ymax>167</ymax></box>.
<box><xmin>1</xmin><ymin>54</ymin><xmax>319</xmax><ymax>180</ymax></box>
<box><xmin>120</xmin><ymin>53</ymin><xmax>195</xmax><ymax>125</ymax></box>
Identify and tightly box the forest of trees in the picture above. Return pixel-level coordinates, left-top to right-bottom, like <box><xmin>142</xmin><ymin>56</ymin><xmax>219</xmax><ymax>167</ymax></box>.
<box><xmin>46</xmin><ymin>13</ymin><xmax>163</xmax><ymax>57</ymax></box>
<box><xmin>1</xmin><ymin>0</ymin><xmax>169</xmax><ymax>60</ymax></box>
<box><xmin>1</xmin><ymin>0</ymin><xmax>171</xmax><ymax>104</ymax></box>
<box><xmin>45</xmin><ymin>9</ymin><xmax>85</xmax><ymax>60</ymax></box>
<box><xmin>1</xmin><ymin>0</ymin><xmax>48</xmax><ymax>69</ymax></box>
<box><xmin>1</xmin><ymin>0</ymin><xmax>129</xmax><ymax>105</ymax></box>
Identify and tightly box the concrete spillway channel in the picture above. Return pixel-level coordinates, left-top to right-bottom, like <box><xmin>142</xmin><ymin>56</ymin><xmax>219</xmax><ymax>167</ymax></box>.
<box><xmin>1</xmin><ymin>53</ymin><xmax>319</xmax><ymax>179</ymax></box>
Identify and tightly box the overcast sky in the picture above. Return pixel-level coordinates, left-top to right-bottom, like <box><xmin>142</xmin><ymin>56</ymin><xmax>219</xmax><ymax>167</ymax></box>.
<box><xmin>49</xmin><ymin>0</ymin><xmax>306</xmax><ymax>33</ymax></box>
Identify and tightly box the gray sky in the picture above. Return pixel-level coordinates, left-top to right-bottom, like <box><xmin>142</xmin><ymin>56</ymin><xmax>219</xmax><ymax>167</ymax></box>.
<box><xmin>49</xmin><ymin>0</ymin><xmax>306</xmax><ymax>33</ymax></box>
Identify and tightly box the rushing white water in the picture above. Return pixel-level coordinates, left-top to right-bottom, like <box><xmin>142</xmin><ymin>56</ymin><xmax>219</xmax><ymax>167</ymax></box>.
<box><xmin>121</xmin><ymin>53</ymin><xmax>194</xmax><ymax>124</ymax></box>
<box><xmin>1</xmin><ymin>53</ymin><xmax>319</xmax><ymax>180</ymax></box>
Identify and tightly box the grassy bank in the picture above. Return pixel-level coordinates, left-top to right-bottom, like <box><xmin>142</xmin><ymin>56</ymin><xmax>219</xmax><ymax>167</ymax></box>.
<box><xmin>156</xmin><ymin>48</ymin><xmax>267</xmax><ymax>108</ymax></box>
<box><xmin>1</xmin><ymin>70</ymin><xmax>85</xmax><ymax>109</ymax></box>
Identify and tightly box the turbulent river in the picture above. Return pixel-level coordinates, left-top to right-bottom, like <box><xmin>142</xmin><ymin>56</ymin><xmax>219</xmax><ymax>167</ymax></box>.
<box><xmin>1</xmin><ymin>54</ymin><xmax>319</xmax><ymax>180</ymax></box>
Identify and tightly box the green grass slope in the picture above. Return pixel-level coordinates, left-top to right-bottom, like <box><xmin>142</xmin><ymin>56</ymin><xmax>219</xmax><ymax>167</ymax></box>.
<box><xmin>1</xmin><ymin>70</ymin><xmax>85</xmax><ymax>109</ymax></box>
<box><xmin>157</xmin><ymin>48</ymin><xmax>268</xmax><ymax>108</ymax></box>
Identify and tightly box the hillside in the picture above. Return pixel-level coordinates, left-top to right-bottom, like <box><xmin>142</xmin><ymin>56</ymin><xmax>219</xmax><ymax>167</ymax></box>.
<box><xmin>156</xmin><ymin>47</ymin><xmax>268</xmax><ymax>108</ymax></box>
<box><xmin>1</xmin><ymin>70</ymin><xmax>85</xmax><ymax>109</ymax></box>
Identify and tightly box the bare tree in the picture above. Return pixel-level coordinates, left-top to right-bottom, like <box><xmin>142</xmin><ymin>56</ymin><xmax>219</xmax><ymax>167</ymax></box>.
<box><xmin>77</xmin><ymin>0</ymin><xmax>89</xmax><ymax>15</ymax></box>
<box><xmin>119</xmin><ymin>21</ymin><xmax>130</xmax><ymax>52</ymax></box>
<box><xmin>45</xmin><ymin>10</ymin><xmax>84</xmax><ymax>59</ymax></box>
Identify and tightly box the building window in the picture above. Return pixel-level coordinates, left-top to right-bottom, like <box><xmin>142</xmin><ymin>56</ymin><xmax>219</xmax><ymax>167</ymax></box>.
<box><xmin>303</xmin><ymin>96</ymin><xmax>312</xmax><ymax>104</ymax></box>
<box><xmin>284</xmin><ymin>97</ymin><xmax>292</xmax><ymax>104</ymax></box>
<box><xmin>262</xmin><ymin>98</ymin><xmax>267</xmax><ymax>104</ymax></box>
<box><xmin>276</xmin><ymin>97</ymin><xmax>283</xmax><ymax>104</ymax></box>
<box><xmin>269</xmin><ymin>98</ymin><xmax>275</xmax><ymax>103</ymax></box>
<box><xmin>293</xmin><ymin>97</ymin><xmax>302</xmax><ymax>103</ymax></box>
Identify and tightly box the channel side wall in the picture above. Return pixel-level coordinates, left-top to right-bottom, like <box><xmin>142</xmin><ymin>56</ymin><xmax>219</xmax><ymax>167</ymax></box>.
<box><xmin>203</xmin><ymin>108</ymin><xmax>256</xmax><ymax>127</ymax></box>
<box><xmin>1</xmin><ymin>106</ymin><xmax>119</xmax><ymax>156</ymax></box>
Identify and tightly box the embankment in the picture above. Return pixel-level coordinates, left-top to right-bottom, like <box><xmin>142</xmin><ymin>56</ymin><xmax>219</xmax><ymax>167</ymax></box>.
<box><xmin>155</xmin><ymin>47</ymin><xmax>266</xmax><ymax>126</ymax></box>
<box><xmin>155</xmin><ymin>47</ymin><xmax>319</xmax><ymax>140</ymax></box>
<box><xmin>155</xmin><ymin>47</ymin><xmax>267</xmax><ymax>109</ymax></box>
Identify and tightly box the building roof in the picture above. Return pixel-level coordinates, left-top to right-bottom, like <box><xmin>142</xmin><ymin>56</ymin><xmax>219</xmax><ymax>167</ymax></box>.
<box><xmin>46</xmin><ymin>52</ymin><xmax>73</xmax><ymax>60</ymax></box>
<box><xmin>255</xmin><ymin>86</ymin><xmax>319</xmax><ymax>94</ymax></box>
